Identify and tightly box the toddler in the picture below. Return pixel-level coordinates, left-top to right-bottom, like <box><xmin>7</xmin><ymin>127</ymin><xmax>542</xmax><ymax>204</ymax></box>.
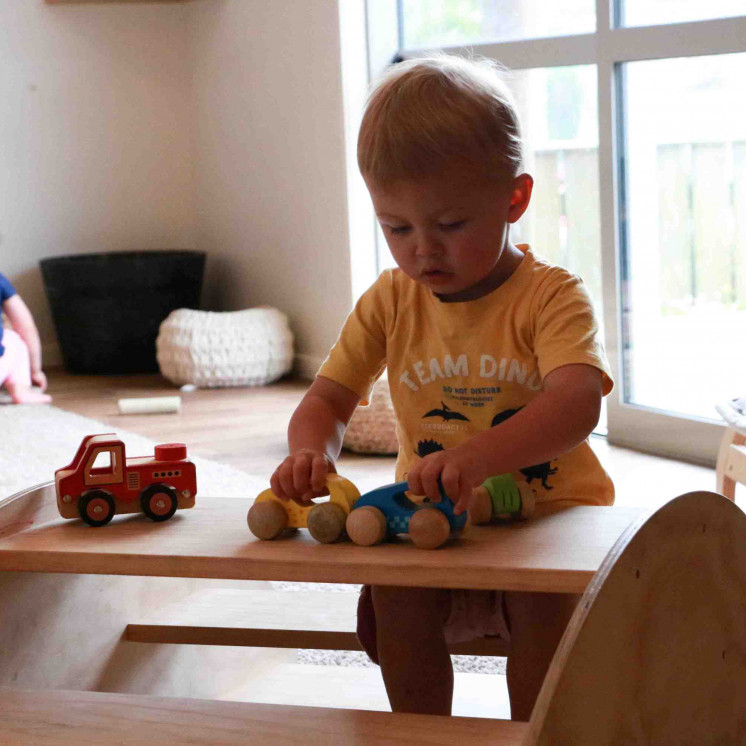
<box><xmin>270</xmin><ymin>54</ymin><xmax>613</xmax><ymax>720</ymax></box>
<box><xmin>0</xmin><ymin>272</ymin><xmax>51</xmax><ymax>404</ymax></box>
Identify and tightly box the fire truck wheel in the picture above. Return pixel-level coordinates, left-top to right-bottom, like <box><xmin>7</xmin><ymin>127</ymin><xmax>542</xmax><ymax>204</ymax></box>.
<box><xmin>79</xmin><ymin>490</ymin><xmax>116</xmax><ymax>527</ymax></box>
<box><xmin>141</xmin><ymin>483</ymin><xmax>179</xmax><ymax>522</ymax></box>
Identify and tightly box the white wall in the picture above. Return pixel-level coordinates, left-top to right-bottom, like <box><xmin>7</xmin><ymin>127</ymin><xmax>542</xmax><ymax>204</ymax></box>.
<box><xmin>1</xmin><ymin>0</ymin><xmax>360</xmax><ymax>376</ymax></box>
<box><xmin>189</xmin><ymin>0</ymin><xmax>355</xmax><ymax>376</ymax></box>
<box><xmin>0</xmin><ymin>1</ymin><xmax>197</xmax><ymax>364</ymax></box>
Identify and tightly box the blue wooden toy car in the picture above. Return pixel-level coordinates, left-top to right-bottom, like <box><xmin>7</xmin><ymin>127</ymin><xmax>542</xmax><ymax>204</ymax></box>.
<box><xmin>345</xmin><ymin>480</ymin><xmax>468</xmax><ymax>549</ymax></box>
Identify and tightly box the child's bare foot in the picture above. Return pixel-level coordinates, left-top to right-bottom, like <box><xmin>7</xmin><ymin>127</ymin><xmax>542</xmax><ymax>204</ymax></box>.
<box><xmin>6</xmin><ymin>383</ymin><xmax>52</xmax><ymax>404</ymax></box>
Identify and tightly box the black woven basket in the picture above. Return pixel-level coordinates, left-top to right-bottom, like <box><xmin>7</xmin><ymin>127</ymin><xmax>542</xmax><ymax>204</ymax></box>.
<box><xmin>40</xmin><ymin>250</ymin><xmax>205</xmax><ymax>374</ymax></box>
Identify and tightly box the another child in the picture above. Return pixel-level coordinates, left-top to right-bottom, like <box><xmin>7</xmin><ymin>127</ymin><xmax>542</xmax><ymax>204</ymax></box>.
<box><xmin>0</xmin><ymin>272</ymin><xmax>52</xmax><ymax>404</ymax></box>
<box><xmin>270</xmin><ymin>54</ymin><xmax>613</xmax><ymax>720</ymax></box>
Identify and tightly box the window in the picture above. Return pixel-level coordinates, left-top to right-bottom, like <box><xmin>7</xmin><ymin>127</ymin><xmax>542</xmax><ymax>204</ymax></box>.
<box><xmin>84</xmin><ymin>446</ymin><xmax>123</xmax><ymax>486</ymax></box>
<box><xmin>512</xmin><ymin>66</ymin><xmax>601</xmax><ymax>309</ymax></box>
<box><xmin>621</xmin><ymin>0</ymin><xmax>745</xmax><ymax>27</ymax></box>
<box><xmin>90</xmin><ymin>449</ymin><xmax>116</xmax><ymax>475</ymax></box>
<box><xmin>620</xmin><ymin>53</ymin><xmax>746</xmax><ymax>422</ymax></box>
<box><xmin>400</xmin><ymin>0</ymin><xmax>595</xmax><ymax>47</ymax></box>
<box><xmin>364</xmin><ymin>1</ymin><xmax>746</xmax><ymax>463</ymax></box>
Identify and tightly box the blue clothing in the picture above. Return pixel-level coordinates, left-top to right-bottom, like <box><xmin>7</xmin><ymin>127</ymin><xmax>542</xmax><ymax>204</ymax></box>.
<box><xmin>0</xmin><ymin>273</ymin><xmax>18</xmax><ymax>357</ymax></box>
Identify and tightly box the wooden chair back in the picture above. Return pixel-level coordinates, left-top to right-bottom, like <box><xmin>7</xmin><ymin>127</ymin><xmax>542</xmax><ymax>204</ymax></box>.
<box><xmin>526</xmin><ymin>490</ymin><xmax>746</xmax><ymax>745</ymax></box>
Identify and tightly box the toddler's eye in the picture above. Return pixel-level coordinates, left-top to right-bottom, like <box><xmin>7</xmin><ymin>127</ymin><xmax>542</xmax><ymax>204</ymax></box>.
<box><xmin>388</xmin><ymin>225</ymin><xmax>410</xmax><ymax>235</ymax></box>
<box><xmin>439</xmin><ymin>220</ymin><xmax>466</xmax><ymax>231</ymax></box>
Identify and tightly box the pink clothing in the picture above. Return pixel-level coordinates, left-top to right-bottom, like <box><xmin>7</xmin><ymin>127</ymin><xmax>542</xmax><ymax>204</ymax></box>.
<box><xmin>357</xmin><ymin>585</ymin><xmax>510</xmax><ymax>665</ymax></box>
<box><xmin>0</xmin><ymin>328</ymin><xmax>32</xmax><ymax>388</ymax></box>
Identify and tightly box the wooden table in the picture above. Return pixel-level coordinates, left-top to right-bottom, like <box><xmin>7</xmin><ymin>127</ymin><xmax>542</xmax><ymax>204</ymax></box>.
<box><xmin>0</xmin><ymin>483</ymin><xmax>643</xmax><ymax>701</ymax></box>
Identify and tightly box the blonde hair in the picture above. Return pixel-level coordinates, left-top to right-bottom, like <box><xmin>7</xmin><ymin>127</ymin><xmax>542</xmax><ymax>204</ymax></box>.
<box><xmin>358</xmin><ymin>54</ymin><xmax>524</xmax><ymax>185</ymax></box>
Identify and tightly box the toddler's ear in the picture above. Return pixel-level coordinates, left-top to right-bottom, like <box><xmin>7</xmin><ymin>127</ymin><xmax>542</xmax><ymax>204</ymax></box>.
<box><xmin>507</xmin><ymin>173</ymin><xmax>533</xmax><ymax>223</ymax></box>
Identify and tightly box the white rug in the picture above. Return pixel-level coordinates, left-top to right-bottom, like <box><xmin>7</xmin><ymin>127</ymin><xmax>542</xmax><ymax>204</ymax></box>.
<box><xmin>0</xmin><ymin>404</ymin><xmax>267</xmax><ymax>500</ymax></box>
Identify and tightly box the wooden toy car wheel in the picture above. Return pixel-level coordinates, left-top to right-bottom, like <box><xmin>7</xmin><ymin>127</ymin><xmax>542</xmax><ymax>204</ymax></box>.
<box><xmin>408</xmin><ymin>508</ymin><xmax>451</xmax><ymax>550</ymax></box>
<box><xmin>140</xmin><ymin>483</ymin><xmax>179</xmax><ymax>522</ymax></box>
<box><xmin>247</xmin><ymin>499</ymin><xmax>289</xmax><ymax>540</ymax></box>
<box><xmin>346</xmin><ymin>505</ymin><xmax>387</xmax><ymax>546</ymax></box>
<box><xmin>307</xmin><ymin>501</ymin><xmax>348</xmax><ymax>544</ymax></box>
<box><xmin>79</xmin><ymin>489</ymin><xmax>116</xmax><ymax>527</ymax></box>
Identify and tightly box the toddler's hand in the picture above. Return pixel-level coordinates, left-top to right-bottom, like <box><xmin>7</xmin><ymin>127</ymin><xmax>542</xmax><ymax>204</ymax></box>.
<box><xmin>407</xmin><ymin>445</ymin><xmax>486</xmax><ymax>516</ymax></box>
<box><xmin>31</xmin><ymin>370</ymin><xmax>48</xmax><ymax>392</ymax></box>
<box><xmin>270</xmin><ymin>449</ymin><xmax>336</xmax><ymax>506</ymax></box>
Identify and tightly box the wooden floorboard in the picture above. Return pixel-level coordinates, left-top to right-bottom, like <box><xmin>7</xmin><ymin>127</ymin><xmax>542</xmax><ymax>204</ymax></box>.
<box><xmin>44</xmin><ymin>371</ymin><xmax>397</xmax><ymax>494</ymax></box>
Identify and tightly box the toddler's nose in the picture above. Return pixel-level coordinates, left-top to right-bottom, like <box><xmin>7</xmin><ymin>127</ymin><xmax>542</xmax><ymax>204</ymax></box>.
<box><xmin>414</xmin><ymin>232</ymin><xmax>443</xmax><ymax>258</ymax></box>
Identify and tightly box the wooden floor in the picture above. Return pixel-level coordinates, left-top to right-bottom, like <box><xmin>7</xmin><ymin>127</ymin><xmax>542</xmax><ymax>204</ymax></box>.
<box><xmin>45</xmin><ymin>369</ymin><xmax>720</xmax><ymax>510</ymax></box>
<box><xmin>44</xmin><ymin>370</ymin><xmax>396</xmax><ymax>495</ymax></box>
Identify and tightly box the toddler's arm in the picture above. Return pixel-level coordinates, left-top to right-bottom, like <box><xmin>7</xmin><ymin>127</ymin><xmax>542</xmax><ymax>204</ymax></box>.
<box><xmin>270</xmin><ymin>375</ymin><xmax>361</xmax><ymax>504</ymax></box>
<box><xmin>408</xmin><ymin>363</ymin><xmax>603</xmax><ymax>512</ymax></box>
<box><xmin>2</xmin><ymin>294</ymin><xmax>47</xmax><ymax>391</ymax></box>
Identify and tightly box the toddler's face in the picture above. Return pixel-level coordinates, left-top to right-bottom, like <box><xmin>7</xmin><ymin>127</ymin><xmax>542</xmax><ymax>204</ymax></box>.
<box><xmin>367</xmin><ymin>167</ymin><xmax>527</xmax><ymax>301</ymax></box>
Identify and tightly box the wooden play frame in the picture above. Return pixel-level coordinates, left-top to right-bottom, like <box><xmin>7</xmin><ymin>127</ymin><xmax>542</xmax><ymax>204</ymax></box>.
<box><xmin>0</xmin><ymin>485</ymin><xmax>743</xmax><ymax>743</ymax></box>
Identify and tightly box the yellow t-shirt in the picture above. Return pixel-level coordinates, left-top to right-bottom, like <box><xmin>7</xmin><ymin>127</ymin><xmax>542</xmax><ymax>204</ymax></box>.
<box><xmin>318</xmin><ymin>245</ymin><xmax>615</xmax><ymax>507</ymax></box>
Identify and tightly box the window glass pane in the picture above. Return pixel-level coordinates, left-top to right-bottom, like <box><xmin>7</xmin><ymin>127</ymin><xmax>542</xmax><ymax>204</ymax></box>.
<box><xmin>621</xmin><ymin>53</ymin><xmax>746</xmax><ymax>421</ymax></box>
<box><xmin>512</xmin><ymin>65</ymin><xmax>605</xmax><ymax>431</ymax></box>
<box><xmin>512</xmin><ymin>66</ymin><xmax>601</xmax><ymax>311</ymax></box>
<box><xmin>621</xmin><ymin>0</ymin><xmax>745</xmax><ymax>27</ymax></box>
<box><xmin>401</xmin><ymin>0</ymin><xmax>595</xmax><ymax>48</ymax></box>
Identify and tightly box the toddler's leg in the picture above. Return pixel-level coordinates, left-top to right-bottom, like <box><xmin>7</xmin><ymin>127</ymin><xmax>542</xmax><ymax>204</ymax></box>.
<box><xmin>371</xmin><ymin>585</ymin><xmax>453</xmax><ymax>715</ymax></box>
<box><xmin>1</xmin><ymin>330</ymin><xmax>51</xmax><ymax>404</ymax></box>
<box><xmin>503</xmin><ymin>590</ymin><xmax>580</xmax><ymax>721</ymax></box>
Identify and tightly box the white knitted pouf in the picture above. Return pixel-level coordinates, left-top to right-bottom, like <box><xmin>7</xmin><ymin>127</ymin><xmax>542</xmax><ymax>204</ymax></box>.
<box><xmin>343</xmin><ymin>376</ymin><xmax>398</xmax><ymax>455</ymax></box>
<box><xmin>156</xmin><ymin>307</ymin><xmax>294</xmax><ymax>388</ymax></box>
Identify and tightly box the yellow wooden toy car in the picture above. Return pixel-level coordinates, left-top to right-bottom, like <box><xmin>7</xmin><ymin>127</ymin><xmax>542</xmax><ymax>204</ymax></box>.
<box><xmin>247</xmin><ymin>473</ymin><xmax>360</xmax><ymax>544</ymax></box>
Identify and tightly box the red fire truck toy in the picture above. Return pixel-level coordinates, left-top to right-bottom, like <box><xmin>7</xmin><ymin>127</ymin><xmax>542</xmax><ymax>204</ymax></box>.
<box><xmin>55</xmin><ymin>433</ymin><xmax>197</xmax><ymax>527</ymax></box>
